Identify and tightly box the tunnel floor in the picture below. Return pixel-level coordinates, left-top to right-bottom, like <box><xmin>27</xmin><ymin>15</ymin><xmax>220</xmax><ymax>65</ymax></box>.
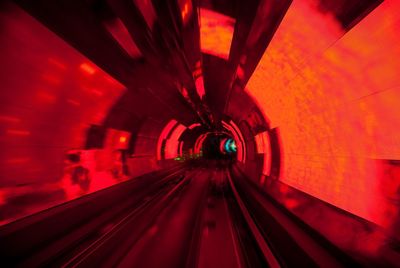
<box><xmin>2</xmin><ymin>162</ymin><xmax>399</xmax><ymax>267</ymax></box>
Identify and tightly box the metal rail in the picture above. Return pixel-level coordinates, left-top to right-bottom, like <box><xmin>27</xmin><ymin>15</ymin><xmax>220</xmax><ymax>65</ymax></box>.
<box><xmin>227</xmin><ymin>171</ymin><xmax>281</xmax><ymax>268</ymax></box>
<box><xmin>62</xmin><ymin>170</ymin><xmax>192</xmax><ymax>267</ymax></box>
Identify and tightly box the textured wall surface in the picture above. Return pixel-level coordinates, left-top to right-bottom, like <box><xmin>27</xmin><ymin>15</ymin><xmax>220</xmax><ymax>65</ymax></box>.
<box><xmin>0</xmin><ymin>6</ymin><xmax>126</xmax><ymax>186</ymax></box>
<box><xmin>246</xmin><ymin>0</ymin><xmax>400</xmax><ymax>226</ymax></box>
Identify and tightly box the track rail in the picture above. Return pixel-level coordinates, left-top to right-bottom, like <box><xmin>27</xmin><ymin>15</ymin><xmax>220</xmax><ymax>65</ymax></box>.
<box><xmin>63</xmin><ymin>171</ymin><xmax>192</xmax><ymax>267</ymax></box>
<box><xmin>227</xmin><ymin>170</ymin><xmax>281</xmax><ymax>268</ymax></box>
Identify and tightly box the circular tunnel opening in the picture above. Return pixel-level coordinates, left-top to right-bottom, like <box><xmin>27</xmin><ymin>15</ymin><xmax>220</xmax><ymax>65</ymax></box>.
<box><xmin>202</xmin><ymin>132</ymin><xmax>237</xmax><ymax>161</ymax></box>
<box><xmin>221</xmin><ymin>138</ymin><xmax>237</xmax><ymax>154</ymax></box>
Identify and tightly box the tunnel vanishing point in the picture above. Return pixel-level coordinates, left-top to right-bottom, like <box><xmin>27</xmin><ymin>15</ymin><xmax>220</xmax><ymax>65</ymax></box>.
<box><xmin>1</xmin><ymin>0</ymin><xmax>400</xmax><ymax>267</ymax></box>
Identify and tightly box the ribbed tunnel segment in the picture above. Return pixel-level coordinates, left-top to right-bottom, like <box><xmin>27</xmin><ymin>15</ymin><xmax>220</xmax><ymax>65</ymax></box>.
<box><xmin>1</xmin><ymin>0</ymin><xmax>400</xmax><ymax>267</ymax></box>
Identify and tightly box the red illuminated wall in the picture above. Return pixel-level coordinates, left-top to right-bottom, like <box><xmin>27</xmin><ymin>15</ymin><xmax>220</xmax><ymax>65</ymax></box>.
<box><xmin>164</xmin><ymin>124</ymin><xmax>187</xmax><ymax>159</ymax></box>
<box><xmin>127</xmin><ymin>119</ymin><xmax>167</xmax><ymax>178</ymax></box>
<box><xmin>0</xmin><ymin>5</ymin><xmax>126</xmax><ymax>187</ymax></box>
<box><xmin>246</xmin><ymin>0</ymin><xmax>400</xmax><ymax>226</ymax></box>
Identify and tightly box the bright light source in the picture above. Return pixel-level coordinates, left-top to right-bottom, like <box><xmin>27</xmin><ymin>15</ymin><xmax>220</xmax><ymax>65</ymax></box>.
<box><xmin>224</xmin><ymin>138</ymin><xmax>237</xmax><ymax>153</ymax></box>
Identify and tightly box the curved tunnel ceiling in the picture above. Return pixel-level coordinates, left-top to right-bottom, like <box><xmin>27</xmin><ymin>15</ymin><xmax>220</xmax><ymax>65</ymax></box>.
<box><xmin>0</xmin><ymin>0</ymin><xmax>399</xmax><ymax>247</ymax></box>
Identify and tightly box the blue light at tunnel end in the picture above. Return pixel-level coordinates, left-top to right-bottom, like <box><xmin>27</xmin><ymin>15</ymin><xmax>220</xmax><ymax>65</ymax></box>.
<box><xmin>224</xmin><ymin>138</ymin><xmax>237</xmax><ymax>153</ymax></box>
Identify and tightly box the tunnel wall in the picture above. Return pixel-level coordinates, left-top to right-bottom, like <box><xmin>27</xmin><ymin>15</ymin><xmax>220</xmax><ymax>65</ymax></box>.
<box><xmin>246</xmin><ymin>0</ymin><xmax>400</xmax><ymax>226</ymax></box>
<box><xmin>0</xmin><ymin>5</ymin><xmax>126</xmax><ymax>187</ymax></box>
<box><xmin>237</xmin><ymin>120</ymin><xmax>262</xmax><ymax>182</ymax></box>
<box><xmin>0</xmin><ymin>5</ymin><xmax>183</xmax><ymax>225</ymax></box>
<box><xmin>130</xmin><ymin>118</ymin><xmax>180</xmax><ymax>176</ymax></box>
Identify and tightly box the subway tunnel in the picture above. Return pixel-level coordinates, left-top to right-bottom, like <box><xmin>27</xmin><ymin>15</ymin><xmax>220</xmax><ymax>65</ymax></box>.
<box><xmin>1</xmin><ymin>0</ymin><xmax>400</xmax><ymax>267</ymax></box>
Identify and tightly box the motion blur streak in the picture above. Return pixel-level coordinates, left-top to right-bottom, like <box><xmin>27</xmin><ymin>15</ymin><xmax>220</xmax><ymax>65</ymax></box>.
<box><xmin>103</xmin><ymin>18</ymin><xmax>142</xmax><ymax>59</ymax></box>
<box><xmin>164</xmin><ymin>124</ymin><xmax>187</xmax><ymax>159</ymax></box>
<box><xmin>1</xmin><ymin>0</ymin><xmax>400</xmax><ymax>267</ymax></box>
<box><xmin>156</xmin><ymin>119</ymin><xmax>178</xmax><ymax>160</ymax></box>
<box><xmin>188</xmin><ymin>123</ymin><xmax>201</xmax><ymax>130</ymax></box>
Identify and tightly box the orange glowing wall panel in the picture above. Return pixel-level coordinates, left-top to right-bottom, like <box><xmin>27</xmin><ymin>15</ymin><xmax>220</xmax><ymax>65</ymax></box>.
<box><xmin>199</xmin><ymin>8</ymin><xmax>235</xmax><ymax>60</ymax></box>
<box><xmin>0</xmin><ymin>5</ymin><xmax>126</xmax><ymax>186</ymax></box>
<box><xmin>246</xmin><ymin>0</ymin><xmax>400</xmax><ymax>226</ymax></box>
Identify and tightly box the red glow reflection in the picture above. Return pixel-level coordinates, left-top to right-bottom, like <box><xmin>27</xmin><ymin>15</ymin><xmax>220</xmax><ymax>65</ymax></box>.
<box><xmin>165</xmin><ymin>124</ymin><xmax>186</xmax><ymax>159</ymax></box>
<box><xmin>47</xmin><ymin>57</ymin><xmax>67</xmax><ymax>70</ymax></box>
<box><xmin>6</xmin><ymin>129</ymin><xmax>31</xmax><ymax>136</ymax></box>
<box><xmin>178</xmin><ymin>0</ymin><xmax>193</xmax><ymax>25</ymax></box>
<box><xmin>80</xmin><ymin>62</ymin><xmax>96</xmax><ymax>75</ymax></box>
<box><xmin>0</xmin><ymin>115</ymin><xmax>21</xmax><ymax>123</ymax></box>
<box><xmin>194</xmin><ymin>133</ymin><xmax>208</xmax><ymax>155</ymax></box>
<box><xmin>156</xmin><ymin>119</ymin><xmax>178</xmax><ymax>160</ymax></box>
<box><xmin>6</xmin><ymin>158</ymin><xmax>30</xmax><ymax>164</ymax></box>
<box><xmin>133</xmin><ymin>0</ymin><xmax>156</xmax><ymax>30</ymax></box>
<box><xmin>195</xmin><ymin>76</ymin><xmax>205</xmax><ymax>99</ymax></box>
<box><xmin>103</xmin><ymin>18</ymin><xmax>142</xmax><ymax>58</ymax></box>
<box><xmin>188</xmin><ymin>123</ymin><xmax>201</xmax><ymax>130</ymax></box>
